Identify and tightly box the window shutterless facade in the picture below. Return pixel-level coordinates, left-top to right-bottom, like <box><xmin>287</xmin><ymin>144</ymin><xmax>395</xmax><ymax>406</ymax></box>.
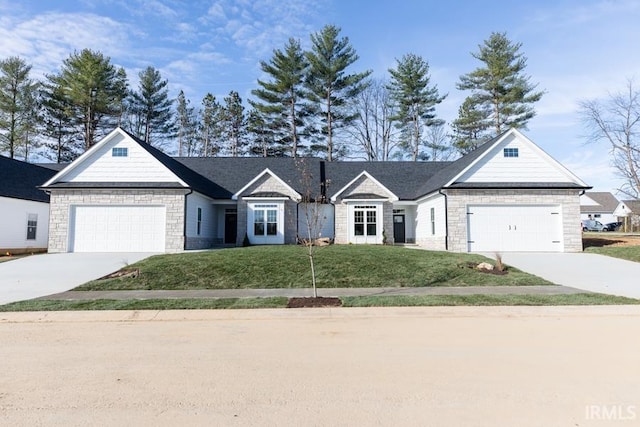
<box><xmin>26</xmin><ymin>213</ymin><xmax>37</xmax><ymax>240</ymax></box>
<box><xmin>348</xmin><ymin>203</ymin><xmax>383</xmax><ymax>244</ymax></box>
<box><xmin>247</xmin><ymin>201</ymin><xmax>284</xmax><ymax>244</ymax></box>
<box><xmin>112</xmin><ymin>147</ymin><xmax>128</xmax><ymax>157</ymax></box>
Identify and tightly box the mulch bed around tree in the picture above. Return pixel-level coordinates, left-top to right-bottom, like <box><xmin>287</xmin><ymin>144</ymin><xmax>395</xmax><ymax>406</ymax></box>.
<box><xmin>287</xmin><ymin>297</ymin><xmax>342</xmax><ymax>308</ymax></box>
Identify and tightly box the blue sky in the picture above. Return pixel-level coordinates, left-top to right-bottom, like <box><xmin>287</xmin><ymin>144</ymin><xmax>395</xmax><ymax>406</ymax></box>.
<box><xmin>0</xmin><ymin>0</ymin><xmax>638</xmax><ymax>194</ymax></box>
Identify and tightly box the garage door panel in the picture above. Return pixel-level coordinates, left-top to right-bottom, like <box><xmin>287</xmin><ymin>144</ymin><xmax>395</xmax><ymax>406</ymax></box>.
<box><xmin>70</xmin><ymin>205</ymin><xmax>166</xmax><ymax>252</ymax></box>
<box><xmin>467</xmin><ymin>205</ymin><xmax>562</xmax><ymax>252</ymax></box>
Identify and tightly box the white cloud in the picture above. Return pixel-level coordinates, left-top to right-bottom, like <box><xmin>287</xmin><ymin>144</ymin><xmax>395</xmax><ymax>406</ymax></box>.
<box><xmin>0</xmin><ymin>12</ymin><xmax>131</xmax><ymax>77</ymax></box>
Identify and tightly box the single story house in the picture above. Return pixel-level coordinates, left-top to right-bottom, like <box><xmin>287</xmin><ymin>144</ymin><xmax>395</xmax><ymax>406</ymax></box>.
<box><xmin>0</xmin><ymin>156</ymin><xmax>57</xmax><ymax>253</ymax></box>
<box><xmin>40</xmin><ymin>127</ymin><xmax>590</xmax><ymax>253</ymax></box>
<box><xmin>614</xmin><ymin>199</ymin><xmax>640</xmax><ymax>231</ymax></box>
<box><xmin>580</xmin><ymin>191</ymin><xmax>619</xmax><ymax>223</ymax></box>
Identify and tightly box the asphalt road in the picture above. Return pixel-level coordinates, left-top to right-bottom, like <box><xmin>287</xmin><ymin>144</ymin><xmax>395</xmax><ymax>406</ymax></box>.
<box><xmin>1</xmin><ymin>306</ymin><xmax>639</xmax><ymax>426</ymax></box>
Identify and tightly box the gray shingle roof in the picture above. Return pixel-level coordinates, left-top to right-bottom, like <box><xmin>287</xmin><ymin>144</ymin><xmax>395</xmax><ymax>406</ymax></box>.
<box><xmin>581</xmin><ymin>192</ymin><xmax>619</xmax><ymax>213</ymax></box>
<box><xmin>0</xmin><ymin>156</ymin><xmax>57</xmax><ymax>202</ymax></box>
<box><xmin>622</xmin><ymin>200</ymin><xmax>640</xmax><ymax>214</ymax></box>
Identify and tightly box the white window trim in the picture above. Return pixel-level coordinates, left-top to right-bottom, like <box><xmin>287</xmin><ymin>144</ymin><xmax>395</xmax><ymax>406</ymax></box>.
<box><xmin>247</xmin><ymin>200</ymin><xmax>285</xmax><ymax>244</ymax></box>
<box><xmin>347</xmin><ymin>201</ymin><xmax>383</xmax><ymax>244</ymax></box>
<box><xmin>26</xmin><ymin>213</ymin><xmax>38</xmax><ymax>240</ymax></box>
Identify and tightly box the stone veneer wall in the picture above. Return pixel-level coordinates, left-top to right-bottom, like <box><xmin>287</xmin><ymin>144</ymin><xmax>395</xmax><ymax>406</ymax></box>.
<box><xmin>48</xmin><ymin>189</ymin><xmax>186</xmax><ymax>253</ymax></box>
<box><xmin>446</xmin><ymin>189</ymin><xmax>583</xmax><ymax>252</ymax></box>
<box><xmin>415</xmin><ymin>236</ymin><xmax>447</xmax><ymax>250</ymax></box>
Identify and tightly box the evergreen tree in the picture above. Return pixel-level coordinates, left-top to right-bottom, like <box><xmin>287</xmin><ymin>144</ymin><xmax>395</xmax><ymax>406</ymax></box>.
<box><xmin>450</xmin><ymin>97</ymin><xmax>492</xmax><ymax>154</ymax></box>
<box><xmin>0</xmin><ymin>57</ymin><xmax>38</xmax><ymax>158</ymax></box>
<box><xmin>457</xmin><ymin>32</ymin><xmax>543</xmax><ymax>135</ymax></box>
<box><xmin>176</xmin><ymin>90</ymin><xmax>198</xmax><ymax>156</ymax></box>
<box><xmin>250</xmin><ymin>38</ymin><xmax>309</xmax><ymax>157</ymax></box>
<box><xmin>305</xmin><ymin>25</ymin><xmax>371</xmax><ymax>161</ymax></box>
<box><xmin>387</xmin><ymin>53</ymin><xmax>446</xmax><ymax>161</ymax></box>
<box><xmin>47</xmin><ymin>49</ymin><xmax>128</xmax><ymax>150</ymax></box>
<box><xmin>128</xmin><ymin>66</ymin><xmax>174</xmax><ymax>146</ymax></box>
<box><xmin>220</xmin><ymin>91</ymin><xmax>246</xmax><ymax>157</ymax></box>
<box><xmin>41</xmin><ymin>81</ymin><xmax>79</xmax><ymax>162</ymax></box>
<box><xmin>19</xmin><ymin>82</ymin><xmax>42</xmax><ymax>161</ymax></box>
<box><xmin>247</xmin><ymin>108</ymin><xmax>282</xmax><ymax>157</ymax></box>
<box><xmin>200</xmin><ymin>93</ymin><xmax>221</xmax><ymax>157</ymax></box>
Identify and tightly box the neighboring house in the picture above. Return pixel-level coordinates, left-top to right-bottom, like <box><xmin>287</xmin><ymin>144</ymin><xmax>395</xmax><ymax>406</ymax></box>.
<box><xmin>0</xmin><ymin>156</ymin><xmax>57</xmax><ymax>253</ymax></box>
<box><xmin>580</xmin><ymin>192</ymin><xmax>620</xmax><ymax>223</ymax></box>
<box><xmin>614</xmin><ymin>200</ymin><xmax>640</xmax><ymax>231</ymax></box>
<box><xmin>41</xmin><ymin>127</ymin><xmax>590</xmax><ymax>254</ymax></box>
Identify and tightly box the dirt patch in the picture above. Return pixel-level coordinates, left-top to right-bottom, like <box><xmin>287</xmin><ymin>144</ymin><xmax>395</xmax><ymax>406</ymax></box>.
<box><xmin>460</xmin><ymin>262</ymin><xmax>508</xmax><ymax>275</ymax></box>
<box><xmin>287</xmin><ymin>297</ymin><xmax>342</xmax><ymax>308</ymax></box>
<box><xmin>583</xmin><ymin>234</ymin><xmax>640</xmax><ymax>249</ymax></box>
<box><xmin>98</xmin><ymin>268</ymin><xmax>140</xmax><ymax>280</ymax></box>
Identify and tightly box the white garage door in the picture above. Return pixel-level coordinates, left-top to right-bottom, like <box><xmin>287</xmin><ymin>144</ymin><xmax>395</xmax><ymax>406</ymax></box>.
<box><xmin>70</xmin><ymin>205</ymin><xmax>166</xmax><ymax>252</ymax></box>
<box><xmin>467</xmin><ymin>205</ymin><xmax>563</xmax><ymax>252</ymax></box>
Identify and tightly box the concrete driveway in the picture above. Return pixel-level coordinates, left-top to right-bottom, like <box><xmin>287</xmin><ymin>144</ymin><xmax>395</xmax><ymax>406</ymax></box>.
<box><xmin>0</xmin><ymin>252</ymin><xmax>155</xmax><ymax>304</ymax></box>
<box><xmin>496</xmin><ymin>252</ymin><xmax>640</xmax><ymax>299</ymax></box>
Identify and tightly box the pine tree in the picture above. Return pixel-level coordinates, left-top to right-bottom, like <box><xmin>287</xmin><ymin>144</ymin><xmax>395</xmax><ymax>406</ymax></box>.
<box><xmin>305</xmin><ymin>25</ymin><xmax>371</xmax><ymax>161</ymax></box>
<box><xmin>451</xmin><ymin>97</ymin><xmax>492</xmax><ymax>154</ymax></box>
<box><xmin>41</xmin><ymin>80</ymin><xmax>79</xmax><ymax>162</ymax></box>
<box><xmin>128</xmin><ymin>66</ymin><xmax>174</xmax><ymax>146</ymax></box>
<box><xmin>250</xmin><ymin>38</ymin><xmax>309</xmax><ymax>157</ymax></box>
<box><xmin>176</xmin><ymin>90</ymin><xmax>198</xmax><ymax>156</ymax></box>
<box><xmin>200</xmin><ymin>93</ymin><xmax>221</xmax><ymax>157</ymax></box>
<box><xmin>457</xmin><ymin>32</ymin><xmax>544</xmax><ymax>135</ymax></box>
<box><xmin>0</xmin><ymin>57</ymin><xmax>38</xmax><ymax>158</ymax></box>
<box><xmin>387</xmin><ymin>53</ymin><xmax>446</xmax><ymax>161</ymax></box>
<box><xmin>220</xmin><ymin>91</ymin><xmax>246</xmax><ymax>157</ymax></box>
<box><xmin>47</xmin><ymin>49</ymin><xmax>128</xmax><ymax>150</ymax></box>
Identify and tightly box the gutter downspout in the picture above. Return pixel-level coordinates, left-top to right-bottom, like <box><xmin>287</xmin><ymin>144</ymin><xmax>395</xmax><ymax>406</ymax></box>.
<box><xmin>183</xmin><ymin>188</ymin><xmax>193</xmax><ymax>250</ymax></box>
<box><xmin>438</xmin><ymin>189</ymin><xmax>448</xmax><ymax>251</ymax></box>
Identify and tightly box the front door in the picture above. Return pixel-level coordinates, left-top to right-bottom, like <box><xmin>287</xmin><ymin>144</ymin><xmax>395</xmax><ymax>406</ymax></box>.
<box><xmin>224</xmin><ymin>212</ymin><xmax>237</xmax><ymax>244</ymax></box>
<box><xmin>393</xmin><ymin>214</ymin><xmax>406</xmax><ymax>243</ymax></box>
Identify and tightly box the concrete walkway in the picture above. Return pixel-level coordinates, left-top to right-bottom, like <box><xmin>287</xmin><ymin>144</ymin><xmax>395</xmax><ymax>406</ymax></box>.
<box><xmin>39</xmin><ymin>285</ymin><xmax>586</xmax><ymax>301</ymax></box>
<box><xmin>0</xmin><ymin>252</ymin><xmax>156</xmax><ymax>304</ymax></box>
<box><xmin>496</xmin><ymin>252</ymin><xmax>640</xmax><ymax>299</ymax></box>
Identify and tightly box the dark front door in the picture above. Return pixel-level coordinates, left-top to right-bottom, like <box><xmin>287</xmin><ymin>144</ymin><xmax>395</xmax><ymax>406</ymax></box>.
<box><xmin>224</xmin><ymin>213</ymin><xmax>237</xmax><ymax>244</ymax></box>
<box><xmin>393</xmin><ymin>214</ymin><xmax>406</xmax><ymax>243</ymax></box>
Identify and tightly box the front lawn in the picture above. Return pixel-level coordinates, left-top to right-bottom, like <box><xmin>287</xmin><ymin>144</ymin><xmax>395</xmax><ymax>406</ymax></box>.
<box><xmin>1</xmin><ymin>293</ymin><xmax>638</xmax><ymax>312</ymax></box>
<box><xmin>585</xmin><ymin>245</ymin><xmax>640</xmax><ymax>263</ymax></box>
<box><xmin>75</xmin><ymin>245</ymin><xmax>552</xmax><ymax>291</ymax></box>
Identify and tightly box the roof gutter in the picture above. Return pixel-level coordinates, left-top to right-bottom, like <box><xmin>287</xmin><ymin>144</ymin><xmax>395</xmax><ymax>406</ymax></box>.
<box><xmin>438</xmin><ymin>188</ymin><xmax>448</xmax><ymax>251</ymax></box>
<box><xmin>183</xmin><ymin>188</ymin><xmax>193</xmax><ymax>250</ymax></box>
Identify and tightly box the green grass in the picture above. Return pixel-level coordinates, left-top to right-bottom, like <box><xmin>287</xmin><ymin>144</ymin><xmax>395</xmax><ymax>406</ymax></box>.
<box><xmin>0</xmin><ymin>297</ymin><xmax>289</xmax><ymax>312</ymax></box>
<box><xmin>585</xmin><ymin>245</ymin><xmax>640</xmax><ymax>263</ymax></box>
<box><xmin>1</xmin><ymin>293</ymin><xmax>637</xmax><ymax>312</ymax></box>
<box><xmin>341</xmin><ymin>293</ymin><xmax>640</xmax><ymax>307</ymax></box>
<box><xmin>75</xmin><ymin>245</ymin><xmax>553</xmax><ymax>291</ymax></box>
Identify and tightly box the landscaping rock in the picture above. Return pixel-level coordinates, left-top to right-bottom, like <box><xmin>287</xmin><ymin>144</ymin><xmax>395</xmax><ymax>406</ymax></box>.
<box><xmin>476</xmin><ymin>262</ymin><xmax>494</xmax><ymax>271</ymax></box>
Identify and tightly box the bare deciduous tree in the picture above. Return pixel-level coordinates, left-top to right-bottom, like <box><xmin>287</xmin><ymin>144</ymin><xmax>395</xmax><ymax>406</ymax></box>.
<box><xmin>348</xmin><ymin>79</ymin><xmax>398</xmax><ymax>160</ymax></box>
<box><xmin>580</xmin><ymin>79</ymin><xmax>640</xmax><ymax>198</ymax></box>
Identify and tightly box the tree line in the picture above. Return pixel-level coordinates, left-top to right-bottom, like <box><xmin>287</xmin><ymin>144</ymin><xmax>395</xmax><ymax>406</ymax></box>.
<box><xmin>0</xmin><ymin>26</ymin><xmax>543</xmax><ymax>163</ymax></box>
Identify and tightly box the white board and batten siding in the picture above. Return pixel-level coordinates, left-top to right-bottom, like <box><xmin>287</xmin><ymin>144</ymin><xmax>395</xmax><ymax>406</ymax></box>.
<box><xmin>185</xmin><ymin>192</ymin><xmax>217</xmax><ymax>239</ymax></box>
<box><xmin>467</xmin><ymin>204</ymin><xmax>563</xmax><ymax>252</ymax></box>
<box><xmin>457</xmin><ymin>133</ymin><xmax>573</xmax><ymax>184</ymax></box>
<box><xmin>61</xmin><ymin>132</ymin><xmax>180</xmax><ymax>183</ymax></box>
<box><xmin>0</xmin><ymin>196</ymin><xmax>50</xmax><ymax>250</ymax></box>
<box><xmin>415</xmin><ymin>195</ymin><xmax>446</xmax><ymax>241</ymax></box>
<box><xmin>297</xmin><ymin>203</ymin><xmax>335</xmax><ymax>240</ymax></box>
<box><xmin>69</xmin><ymin>205</ymin><xmax>166</xmax><ymax>252</ymax></box>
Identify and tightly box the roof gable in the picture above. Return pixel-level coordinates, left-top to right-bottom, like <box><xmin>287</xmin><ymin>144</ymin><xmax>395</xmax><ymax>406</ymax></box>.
<box><xmin>42</xmin><ymin>128</ymin><xmax>186</xmax><ymax>186</ymax></box>
<box><xmin>330</xmin><ymin>171</ymin><xmax>398</xmax><ymax>202</ymax></box>
<box><xmin>232</xmin><ymin>168</ymin><xmax>301</xmax><ymax>200</ymax></box>
<box><xmin>447</xmin><ymin>128</ymin><xmax>588</xmax><ymax>187</ymax></box>
<box><xmin>0</xmin><ymin>156</ymin><xmax>56</xmax><ymax>202</ymax></box>
<box><xmin>41</xmin><ymin>128</ymin><xmax>225</xmax><ymax>199</ymax></box>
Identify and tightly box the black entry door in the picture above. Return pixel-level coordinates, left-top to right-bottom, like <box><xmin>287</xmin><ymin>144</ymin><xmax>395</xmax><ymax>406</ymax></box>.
<box><xmin>393</xmin><ymin>214</ymin><xmax>405</xmax><ymax>243</ymax></box>
<box><xmin>224</xmin><ymin>213</ymin><xmax>237</xmax><ymax>244</ymax></box>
